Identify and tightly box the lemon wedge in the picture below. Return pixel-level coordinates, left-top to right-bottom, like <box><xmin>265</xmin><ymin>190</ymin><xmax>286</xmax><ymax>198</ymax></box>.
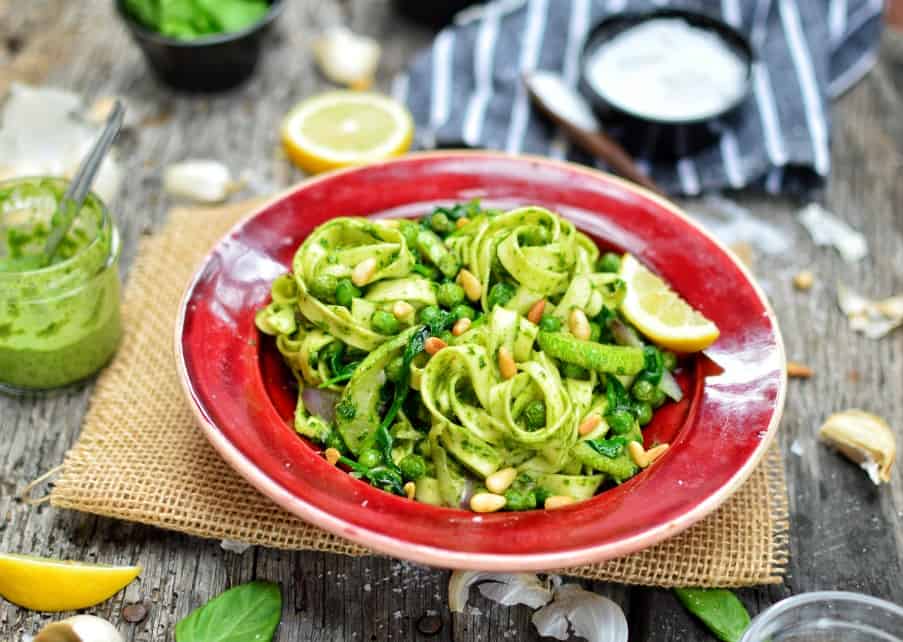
<box><xmin>618</xmin><ymin>253</ymin><xmax>720</xmax><ymax>352</ymax></box>
<box><xmin>0</xmin><ymin>552</ymin><xmax>141</xmax><ymax>612</ymax></box>
<box><xmin>281</xmin><ymin>91</ymin><xmax>414</xmax><ymax>174</ymax></box>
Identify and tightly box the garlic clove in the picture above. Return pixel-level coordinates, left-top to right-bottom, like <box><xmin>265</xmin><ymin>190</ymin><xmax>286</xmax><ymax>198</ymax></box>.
<box><xmin>818</xmin><ymin>409</ymin><xmax>896</xmax><ymax>484</ymax></box>
<box><xmin>34</xmin><ymin>615</ymin><xmax>123</xmax><ymax>642</ymax></box>
<box><xmin>313</xmin><ymin>27</ymin><xmax>381</xmax><ymax>90</ymax></box>
<box><xmin>163</xmin><ymin>160</ymin><xmax>239</xmax><ymax>203</ymax></box>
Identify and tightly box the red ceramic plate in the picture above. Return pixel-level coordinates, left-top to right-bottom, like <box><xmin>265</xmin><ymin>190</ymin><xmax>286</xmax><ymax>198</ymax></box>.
<box><xmin>176</xmin><ymin>152</ymin><xmax>786</xmax><ymax>570</ymax></box>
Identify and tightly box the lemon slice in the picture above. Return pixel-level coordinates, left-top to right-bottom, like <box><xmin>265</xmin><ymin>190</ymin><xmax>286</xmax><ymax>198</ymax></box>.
<box><xmin>619</xmin><ymin>253</ymin><xmax>720</xmax><ymax>352</ymax></box>
<box><xmin>0</xmin><ymin>552</ymin><xmax>141</xmax><ymax>612</ymax></box>
<box><xmin>281</xmin><ymin>91</ymin><xmax>414</xmax><ymax>174</ymax></box>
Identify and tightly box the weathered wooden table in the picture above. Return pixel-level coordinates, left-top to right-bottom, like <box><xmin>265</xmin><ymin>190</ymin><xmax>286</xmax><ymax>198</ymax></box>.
<box><xmin>2</xmin><ymin>2</ymin><xmax>902</xmax><ymax>640</ymax></box>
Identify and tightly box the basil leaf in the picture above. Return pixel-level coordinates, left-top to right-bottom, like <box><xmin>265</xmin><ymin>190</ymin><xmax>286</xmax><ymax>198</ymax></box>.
<box><xmin>674</xmin><ymin>588</ymin><xmax>751</xmax><ymax>642</ymax></box>
<box><xmin>176</xmin><ymin>581</ymin><xmax>282</xmax><ymax>642</ymax></box>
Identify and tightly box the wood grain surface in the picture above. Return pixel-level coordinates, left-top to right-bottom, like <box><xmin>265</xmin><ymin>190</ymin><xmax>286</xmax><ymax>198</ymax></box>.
<box><xmin>1</xmin><ymin>2</ymin><xmax>901</xmax><ymax>640</ymax></box>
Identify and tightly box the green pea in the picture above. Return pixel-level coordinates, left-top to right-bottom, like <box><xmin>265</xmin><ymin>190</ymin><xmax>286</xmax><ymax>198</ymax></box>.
<box><xmin>386</xmin><ymin>356</ymin><xmax>406</xmax><ymax>383</ymax></box>
<box><xmin>650</xmin><ymin>388</ymin><xmax>667</xmax><ymax>409</ymax></box>
<box><xmin>632</xmin><ymin>380</ymin><xmax>656</xmax><ymax>403</ymax></box>
<box><xmin>539</xmin><ymin>314</ymin><xmax>561</xmax><ymax>332</ymax></box>
<box><xmin>560</xmin><ymin>362</ymin><xmax>589</xmax><ymax>379</ymax></box>
<box><xmin>589</xmin><ymin>322</ymin><xmax>602</xmax><ymax>343</ymax></box>
<box><xmin>411</xmin><ymin>262</ymin><xmax>439</xmax><ymax>280</ymax></box>
<box><xmin>451</xmin><ymin>304</ymin><xmax>476</xmax><ymax>321</ymax></box>
<box><xmin>437</xmin><ymin>282</ymin><xmax>466</xmax><ymax>309</ymax></box>
<box><xmin>598</xmin><ymin>252</ymin><xmax>622</xmax><ymax>273</ymax></box>
<box><xmin>662</xmin><ymin>351</ymin><xmax>678</xmax><ymax>371</ymax></box>
<box><xmin>439</xmin><ymin>330</ymin><xmax>455</xmax><ymax>345</ymax></box>
<box><xmin>308</xmin><ymin>274</ymin><xmax>338</xmax><ymax>302</ymax></box>
<box><xmin>335</xmin><ymin>278</ymin><xmax>361</xmax><ymax>308</ymax></box>
<box><xmin>607</xmin><ymin>409</ymin><xmax>634</xmax><ymax>434</ymax></box>
<box><xmin>504</xmin><ymin>487</ymin><xmax>537</xmax><ymax>511</ymax></box>
<box><xmin>418</xmin><ymin>305</ymin><xmax>443</xmax><ymax>326</ymax></box>
<box><xmin>358</xmin><ymin>449</ymin><xmax>383</xmax><ymax>469</ymax></box>
<box><xmin>430</xmin><ymin>212</ymin><xmax>452</xmax><ymax>234</ymax></box>
<box><xmin>635</xmin><ymin>401</ymin><xmax>653</xmax><ymax>426</ymax></box>
<box><xmin>371</xmin><ymin>310</ymin><xmax>401</xmax><ymax>335</ymax></box>
<box><xmin>522</xmin><ymin>400</ymin><xmax>546</xmax><ymax>431</ymax></box>
<box><xmin>399</xmin><ymin>454</ymin><xmax>427</xmax><ymax>481</ymax></box>
<box><xmin>487</xmin><ymin>282</ymin><xmax>517</xmax><ymax>309</ymax></box>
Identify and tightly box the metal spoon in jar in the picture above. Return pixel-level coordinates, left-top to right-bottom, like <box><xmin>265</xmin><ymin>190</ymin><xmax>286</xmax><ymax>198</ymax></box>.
<box><xmin>41</xmin><ymin>100</ymin><xmax>125</xmax><ymax>267</ymax></box>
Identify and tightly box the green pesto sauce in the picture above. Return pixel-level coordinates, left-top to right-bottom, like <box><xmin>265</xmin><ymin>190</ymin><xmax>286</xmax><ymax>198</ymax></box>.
<box><xmin>0</xmin><ymin>178</ymin><xmax>122</xmax><ymax>390</ymax></box>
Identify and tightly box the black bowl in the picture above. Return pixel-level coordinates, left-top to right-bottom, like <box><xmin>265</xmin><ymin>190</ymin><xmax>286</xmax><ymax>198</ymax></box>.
<box><xmin>115</xmin><ymin>0</ymin><xmax>285</xmax><ymax>92</ymax></box>
<box><xmin>579</xmin><ymin>9</ymin><xmax>754</xmax><ymax>161</ymax></box>
<box><xmin>392</xmin><ymin>0</ymin><xmax>482</xmax><ymax>28</ymax></box>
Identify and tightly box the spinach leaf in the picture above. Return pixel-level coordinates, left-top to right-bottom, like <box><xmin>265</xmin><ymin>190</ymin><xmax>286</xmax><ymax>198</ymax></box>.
<box><xmin>586</xmin><ymin>436</ymin><xmax>628</xmax><ymax>458</ymax></box>
<box><xmin>318</xmin><ymin>361</ymin><xmax>361</xmax><ymax>388</ymax></box>
<box><xmin>379</xmin><ymin>325</ymin><xmax>429</xmax><ymax>434</ymax></box>
<box><xmin>674</xmin><ymin>588</ymin><xmax>751</xmax><ymax>642</ymax></box>
<box><xmin>175</xmin><ymin>581</ymin><xmax>282</xmax><ymax>642</ymax></box>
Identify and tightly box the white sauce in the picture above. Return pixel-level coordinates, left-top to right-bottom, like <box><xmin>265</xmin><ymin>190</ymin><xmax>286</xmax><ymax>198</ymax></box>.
<box><xmin>585</xmin><ymin>19</ymin><xmax>748</xmax><ymax>122</ymax></box>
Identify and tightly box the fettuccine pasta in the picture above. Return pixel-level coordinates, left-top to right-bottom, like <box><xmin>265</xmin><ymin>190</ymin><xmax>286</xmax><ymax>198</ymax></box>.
<box><xmin>256</xmin><ymin>201</ymin><xmax>695</xmax><ymax>512</ymax></box>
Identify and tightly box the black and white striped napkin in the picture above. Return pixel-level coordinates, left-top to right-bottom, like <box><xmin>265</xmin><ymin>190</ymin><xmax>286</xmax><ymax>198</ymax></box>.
<box><xmin>394</xmin><ymin>0</ymin><xmax>883</xmax><ymax>195</ymax></box>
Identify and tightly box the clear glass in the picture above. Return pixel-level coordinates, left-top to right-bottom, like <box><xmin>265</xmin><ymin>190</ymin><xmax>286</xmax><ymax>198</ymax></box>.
<box><xmin>0</xmin><ymin>177</ymin><xmax>122</xmax><ymax>392</ymax></box>
<box><xmin>741</xmin><ymin>592</ymin><xmax>903</xmax><ymax>642</ymax></box>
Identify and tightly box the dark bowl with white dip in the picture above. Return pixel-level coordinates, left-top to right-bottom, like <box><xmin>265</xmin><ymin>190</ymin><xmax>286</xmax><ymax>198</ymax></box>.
<box><xmin>579</xmin><ymin>9</ymin><xmax>754</xmax><ymax>161</ymax></box>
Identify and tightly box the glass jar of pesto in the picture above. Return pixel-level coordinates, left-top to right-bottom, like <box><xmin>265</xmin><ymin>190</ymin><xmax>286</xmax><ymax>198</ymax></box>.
<box><xmin>0</xmin><ymin>177</ymin><xmax>122</xmax><ymax>391</ymax></box>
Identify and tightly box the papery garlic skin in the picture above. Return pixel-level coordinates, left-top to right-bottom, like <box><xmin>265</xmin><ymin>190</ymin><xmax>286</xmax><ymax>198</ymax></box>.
<box><xmin>448</xmin><ymin>571</ymin><xmax>553</xmax><ymax>613</ymax></box>
<box><xmin>819</xmin><ymin>409</ymin><xmax>896</xmax><ymax>484</ymax></box>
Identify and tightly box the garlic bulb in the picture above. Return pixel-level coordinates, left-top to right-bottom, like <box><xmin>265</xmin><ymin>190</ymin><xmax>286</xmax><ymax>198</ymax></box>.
<box><xmin>34</xmin><ymin>615</ymin><xmax>124</xmax><ymax>642</ymax></box>
<box><xmin>819</xmin><ymin>409</ymin><xmax>896</xmax><ymax>484</ymax></box>
<box><xmin>313</xmin><ymin>27</ymin><xmax>381</xmax><ymax>90</ymax></box>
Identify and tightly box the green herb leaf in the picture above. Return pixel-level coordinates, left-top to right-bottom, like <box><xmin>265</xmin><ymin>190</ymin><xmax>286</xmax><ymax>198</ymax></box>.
<box><xmin>318</xmin><ymin>360</ymin><xmax>361</xmax><ymax>388</ymax></box>
<box><xmin>674</xmin><ymin>588</ymin><xmax>751</xmax><ymax>642</ymax></box>
<box><xmin>175</xmin><ymin>581</ymin><xmax>282</xmax><ymax>642</ymax></box>
<box><xmin>586</xmin><ymin>436</ymin><xmax>628</xmax><ymax>458</ymax></box>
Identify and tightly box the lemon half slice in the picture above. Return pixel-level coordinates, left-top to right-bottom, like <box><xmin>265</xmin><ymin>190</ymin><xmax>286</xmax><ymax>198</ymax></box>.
<box><xmin>281</xmin><ymin>91</ymin><xmax>414</xmax><ymax>174</ymax></box>
<box><xmin>0</xmin><ymin>552</ymin><xmax>141</xmax><ymax>612</ymax></box>
<box><xmin>618</xmin><ymin>253</ymin><xmax>720</xmax><ymax>352</ymax></box>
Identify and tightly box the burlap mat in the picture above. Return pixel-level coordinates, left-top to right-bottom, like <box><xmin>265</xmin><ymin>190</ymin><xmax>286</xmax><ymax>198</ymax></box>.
<box><xmin>51</xmin><ymin>199</ymin><xmax>790</xmax><ymax>587</ymax></box>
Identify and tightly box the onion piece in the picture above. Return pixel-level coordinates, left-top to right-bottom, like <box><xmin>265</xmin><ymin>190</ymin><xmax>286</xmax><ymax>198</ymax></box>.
<box><xmin>531</xmin><ymin>584</ymin><xmax>628</xmax><ymax>642</ymax></box>
<box><xmin>658</xmin><ymin>369</ymin><xmax>684</xmax><ymax>402</ymax></box>
<box><xmin>609</xmin><ymin>319</ymin><xmax>643</xmax><ymax>348</ymax></box>
<box><xmin>302</xmin><ymin>387</ymin><xmax>340</xmax><ymax>424</ymax></box>
<box><xmin>457</xmin><ymin>478</ymin><xmax>476</xmax><ymax>509</ymax></box>
<box><xmin>448</xmin><ymin>571</ymin><xmax>553</xmax><ymax>613</ymax></box>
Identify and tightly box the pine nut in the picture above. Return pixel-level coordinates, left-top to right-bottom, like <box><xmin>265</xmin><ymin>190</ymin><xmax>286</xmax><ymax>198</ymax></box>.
<box><xmin>787</xmin><ymin>361</ymin><xmax>813</xmax><ymax>378</ymax></box>
<box><xmin>569</xmin><ymin>308</ymin><xmax>591</xmax><ymax>340</ymax></box>
<box><xmin>544</xmin><ymin>495</ymin><xmax>575</xmax><ymax>510</ymax></box>
<box><xmin>470</xmin><ymin>492</ymin><xmax>507</xmax><ymax>513</ymax></box>
<box><xmin>793</xmin><ymin>270</ymin><xmax>814</xmax><ymax>291</ymax></box>
<box><xmin>456</xmin><ymin>217</ymin><xmax>470</xmax><ymax>229</ymax></box>
<box><xmin>527</xmin><ymin>299</ymin><xmax>546</xmax><ymax>324</ymax></box>
<box><xmin>452</xmin><ymin>317</ymin><xmax>472</xmax><ymax>336</ymax></box>
<box><xmin>646</xmin><ymin>443</ymin><xmax>670</xmax><ymax>464</ymax></box>
<box><xmin>627</xmin><ymin>441</ymin><xmax>649</xmax><ymax>468</ymax></box>
<box><xmin>351</xmin><ymin>257</ymin><xmax>377</xmax><ymax>287</ymax></box>
<box><xmin>457</xmin><ymin>269</ymin><xmax>482</xmax><ymax>302</ymax></box>
<box><xmin>404</xmin><ymin>481</ymin><xmax>416</xmax><ymax>500</ymax></box>
<box><xmin>324</xmin><ymin>448</ymin><xmax>341</xmax><ymax>466</ymax></box>
<box><xmin>393</xmin><ymin>301</ymin><xmax>414</xmax><ymax>320</ymax></box>
<box><xmin>578</xmin><ymin>414</ymin><xmax>602</xmax><ymax>436</ymax></box>
<box><xmin>498</xmin><ymin>346</ymin><xmax>517</xmax><ymax>380</ymax></box>
<box><xmin>424</xmin><ymin>337</ymin><xmax>447</xmax><ymax>355</ymax></box>
<box><xmin>485</xmin><ymin>467</ymin><xmax>517</xmax><ymax>494</ymax></box>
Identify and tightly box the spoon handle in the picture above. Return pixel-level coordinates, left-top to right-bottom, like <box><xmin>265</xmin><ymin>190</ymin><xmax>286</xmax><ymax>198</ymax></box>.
<box><xmin>42</xmin><ymin>100</ymin><xmax>125</xmax><ymax>264</ymax></box>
